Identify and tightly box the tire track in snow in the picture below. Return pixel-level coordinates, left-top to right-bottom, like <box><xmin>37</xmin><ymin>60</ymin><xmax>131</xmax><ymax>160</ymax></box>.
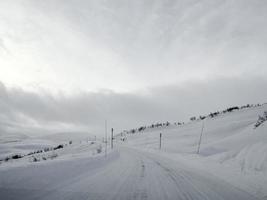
<box><xmin>136</xmin><ymin>148</ymin><xmax>259</xmax><ymax>200</ymax></box>
<box><xmin>0</xmin><ymin>146</ymin><xmax>259</xmax><ymax>200</ymax></box>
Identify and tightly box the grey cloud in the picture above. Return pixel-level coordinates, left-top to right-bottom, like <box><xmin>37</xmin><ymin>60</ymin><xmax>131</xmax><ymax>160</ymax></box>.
<box><xmin>1</xmin><ymin>76</ymin><xmax>267</xmax><ymax>136</ymax></box>
<box><xmin>27</xmin><ymin>0</ymin><xmax>267</xmax><ymax>73</ymax></box>
<box><xmin>1</xmin><ymin>0</ymin><xmax>267</xmax><ymax>93</ymax></box>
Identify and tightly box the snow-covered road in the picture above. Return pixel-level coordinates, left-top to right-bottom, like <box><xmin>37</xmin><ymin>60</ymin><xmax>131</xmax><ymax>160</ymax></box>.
<box><xmin>0</xmin><ymin>146</ymin><xmax>257</xmax><ymax>200</ymax></box>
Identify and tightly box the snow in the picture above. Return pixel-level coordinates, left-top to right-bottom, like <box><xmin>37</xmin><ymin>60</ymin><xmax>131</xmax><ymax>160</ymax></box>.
<box><xmin>0</xmin><ymin>147</ymin><xmax>257</xmax><ymax>200</ymax></box>
<box><xmin>40</xmin><ymin>131</ymin><xmax>96</xmax><ymax>143</ymax></box>
<box><xmin>124</xmin><ymin>104</ymin><xmax>267</xmax><ymax>199</ymax></box>
<box><xmin>0</xmin><ymin>137</ymin><xmax>56</xmax><ymax>160</ymax></box>
<box><xmin>0</xmin><ymin>104</ymin><xmax>267</xmax><ymax>199</ymax></box>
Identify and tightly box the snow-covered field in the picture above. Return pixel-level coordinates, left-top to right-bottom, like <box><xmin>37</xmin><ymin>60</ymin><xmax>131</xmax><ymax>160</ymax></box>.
<box><xmin>0</xmin><ymin>133</ymin><xmax>103</xmax><ymax>167</ymax></box>
<box><xmin>0</xmin><ymin>104</ymin><xmax>267</xmax><ymax>199</ymax></box>
<box><xmin>124</xmin><ymin>104</ymin><xmax>267</xmax><ymax>199</ymax></box>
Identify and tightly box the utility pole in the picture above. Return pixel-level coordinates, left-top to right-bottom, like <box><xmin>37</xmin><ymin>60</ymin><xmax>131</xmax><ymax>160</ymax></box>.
<box><xmin>105</xmin><ymin>120</ymin><xmax>107</xmax><ymax>157</ymax></box>
<box><xmin>111</xmin><ymin>128</ymin><xmax>114</xmax><ymax>149</ymax></box>
<box><xmin>197</xmin><ymin>120</ymin><xmax>205</xmax><ymax>154</ymax></box>
<box><xmin>159</xmin><ymin>133</ymin><xmax>162</xmax><ymax>150</ymax></box>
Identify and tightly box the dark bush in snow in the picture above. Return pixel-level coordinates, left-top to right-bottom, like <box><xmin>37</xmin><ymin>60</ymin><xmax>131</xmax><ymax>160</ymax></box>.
<box><xmin>32</xmin><ymin>156</ymin><xmax>39</xmax><ymax>162</ymax></box>
<box><xmin>3</xmin><ymin>154</ymin><xmax>22</xmax><ymax>161</ymax></box>
<box><xmin>190</xmin><ymin>117</ymin><xmax>196</xmax><ymax>121</ymax></box>
<box><xmin>53</xmin><ymin>144</ymin><xmax>64</xmax><ymax>150</ymax></box>
<box><xmin>209</xmin><ymin>111</ymin><xmax>220</xmax><ymax>118</ymax></box>
<box><xmin>241</xmin><ymin>104</ymin><xmax>251</xmax><ymax>109</ymax></box>
<box><xmin>138</xmin><ymin>126</ymin><xmax>146</xmax><ymax>132</ymax></box>
<box><xmin>130</xmin><ymin>129</ymin><xmax>136</xmax><ymax>134</ymax></box>
<box><xmin>96</xmin><ymin>145</ymin><xmax>102</xmax><ymax>154</ymax></box>
<box><xmin>12</xmin><ymin>154</ymin><xmax>22</xmax><ymax>159</ymax></box>
<box><xmin>199</xmin><ymin>116</ymin><xmax>206</xmax><ymax>120</ymax></box>
<box><xmin>4</xmin><ymin>157</ymin><xmax>10</xmax><ymax>161</ymax></box>
<box><xmin>226</xmin><ymin>106</ymin><xmax>239</xmax><ymax>112</ymax></box>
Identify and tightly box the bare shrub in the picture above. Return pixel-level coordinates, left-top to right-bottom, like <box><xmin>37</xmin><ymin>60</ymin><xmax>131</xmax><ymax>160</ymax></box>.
<box><xmin>254</xmin><ymin>111</ymin><xmax>267</xmax><ymax>128</ymax></box>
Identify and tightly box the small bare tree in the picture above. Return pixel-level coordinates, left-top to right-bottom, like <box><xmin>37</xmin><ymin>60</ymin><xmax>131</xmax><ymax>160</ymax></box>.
<box><xmin>254</xmin><ymin>111</ymin><xmax>267</xmax><ymax>128</ymax></box>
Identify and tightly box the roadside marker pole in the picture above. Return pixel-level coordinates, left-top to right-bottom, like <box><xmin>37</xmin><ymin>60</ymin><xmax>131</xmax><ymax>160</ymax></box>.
<box><xmin>111</xmin><ymin>128</ymin><xmax>114</xmax><ymax>149</ymax></box>
<box><xmin>159</xmin><ymin>133</ymin><xmax>162</xmax><ymax>150</ymax></box>
<box><xmin>105</xmin><ymin>120</ymin><xmax>107</xmax><ymax>157</ymax></box>
<box><xmin>197</xmin><ymin>120</ymin><xmax>205</xmax><ymax>154</ymax></box>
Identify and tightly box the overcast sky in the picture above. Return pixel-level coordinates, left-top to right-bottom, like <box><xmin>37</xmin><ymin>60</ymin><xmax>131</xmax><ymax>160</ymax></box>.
<box><xmin>0</xmin><ymin>0</ymin><xmax>267</xmax><ymax>136</ymax></box>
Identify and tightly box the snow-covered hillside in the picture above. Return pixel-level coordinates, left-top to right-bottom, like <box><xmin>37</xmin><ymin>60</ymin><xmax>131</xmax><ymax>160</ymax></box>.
<box><xmin>0</xmin><ymin>104</ymin><xmax>267</xmax><ymax>200</ymax></box>
<box><xmin>122</xmin><ymin>104</ymin><xmax>267</xmax><ymax>198</ymax></box>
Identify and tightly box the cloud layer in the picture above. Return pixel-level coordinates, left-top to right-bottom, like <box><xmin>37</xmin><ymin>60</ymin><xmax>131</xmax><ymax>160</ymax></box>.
<box><xmin>0</xmin><ymin>0</ymin><xmax>267</xmax><ymax>92</ymax></box>
<box><xmin>0</xmin><ymin>1</ymin><xmax>267</xmax><ymax>136</ymax></box>
<box><xmin>1</xmin><ymin>77</ymin><xmax>267</xmax><ymax>136</ymax></box>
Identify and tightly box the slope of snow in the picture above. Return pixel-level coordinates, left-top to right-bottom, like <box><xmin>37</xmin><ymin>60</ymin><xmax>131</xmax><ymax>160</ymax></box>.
<box><xmin>0</xmin><ymin>130</ymin><xmax>58</xmax><ymax>161</ymax></box>
<box><xmin>0</xmin><ymin>130</ymin><xmax>97</xmax><ymax>161</ymax></box>
<box><xmin>0</xmin><ymin>139</ymin><xmax>104</xmax><ymax>170</ymax></box>
<box><xmin>123</xmin><ymin>104</ymin><xmax>267</xmax><ymax>198</ymax></box>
